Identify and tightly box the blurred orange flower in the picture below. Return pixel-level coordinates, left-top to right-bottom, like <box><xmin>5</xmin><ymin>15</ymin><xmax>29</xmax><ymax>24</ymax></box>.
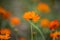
<box><xmin>40</xmin><ymin>18</ymin><xmax>50</xmax><ymax>27</ymax></box>
<box><xmin>0</xmin><ymin>28</ymin><xmax>11</xmax><ymax>40</ymax></box>
<box><xmin>0</xmin><ymin>7</ymin><xmax>6</xmax><ymax>14</ymax></box>
<box><xmin>3</xmin><ymin>11</ymin><xmax>11</xmax><ymax>19</ymax></box>
<box><xmin>49</xmin><ymin>20</ymin><xmax>59</xmax><ymax>30</ymax></box>
<box><xmin>23</xmin><ymin>11</ymin><xmax>40</xmax><ymax>22</ymax></box>
<box><xmin>0</xmin><ymin>7</ymin><xmax>11</xmax><ymax>19</ymax></box>
<box><xmin>37</xmin><ymin>3</ymin><xmax>50</xmax><ymax>13</ymax></box>
<box><xmin>50</xmin><ymin>32</ymin><xmax>60</xmax><ymax>39</ymax></box>
<box><xmin>32</xmin><ymin>15</ymin><xmax>40</xmax><ymax>22</ymax></box>
<box><xmin>10</xmin><ymin>17</ymin><xmax>20</xmax><ymax>25</ymax></box>
<box><xmin>19</xmin><ymin>37</ymin><xmax>26</xmax><ymax>40</ymax></box>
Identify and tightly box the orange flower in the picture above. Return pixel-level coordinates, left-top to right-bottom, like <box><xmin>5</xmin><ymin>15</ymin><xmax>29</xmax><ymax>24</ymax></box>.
<box><xmin>0</xmin><ymin>7</ymin><xmax>6</xmax><ymax>14</ymax></box>
<box><xmin>0</xmin><ymin>28</ymin><xmax>11</xmax><ymax>40</ymax></box>
<box><xmin>32</xmin><ymin>15</ymin><xmax>40</xmax><ymax>22</ymax></box>
<box><xmin>3</xmin><ymin>11</ymin><xmax>11</xmax><ymax>19</ymax></box>
<box><xmin>10</xmin><ymin>17</ymin><xmax>20</xmax><ymax>25</ymax></box>
<box><xmin>50</xmin><ymin>32</ymin><xmax>60</xmax><ymax>39</ymax></box>
<box><xmin>23</xmin><ymin>11</ymin><xmax>40</xmax><ymax>22</ymax></box>
<box><xmin>37</xmin><ymin>3</ymin><xmax>50</xmax><ymax>13</ymax></box>
<box><xmin>19</xmin><ymin>37</ymin><xmax>26</xmax><ymax>40</ymax></box>
<box><xmin>0</xmin><ymin>7</ymin><xmax>11</xmax><ymax>19</ymax></box>
<box><xmin>49</xmin><ymin>20</ymin><xmax>59</xmax><ymax>30</ymax></box>
<box><xmin>40</xmin><ymin>18</ymin><xmax>50</xmax><ymax>27</ymax></box>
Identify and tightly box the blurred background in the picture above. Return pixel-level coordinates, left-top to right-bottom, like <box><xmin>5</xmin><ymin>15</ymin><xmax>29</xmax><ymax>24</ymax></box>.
<box><xmin>0</xmin><ymin>0</ymin><xmax>60</xmax><ymax>40</ymax></box>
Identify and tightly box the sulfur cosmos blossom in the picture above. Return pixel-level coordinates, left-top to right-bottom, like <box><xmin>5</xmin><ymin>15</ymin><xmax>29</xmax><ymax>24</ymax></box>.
<box><xmin>3</xmin><ymin>11</ymin><xmax>11</xmax><ymax>19</ymax></box>
<box><xmin>0</xmin><ymin>28</ymin><xmax>11</xmax><ymax>40</ymax></box>
<box><xmin>49</xmin><ymin>20</ymin><xmax>59</xmax><ymax>30</ymax></box>
<box><xmin>0</xmin><ymin>7</ymin><xmax>6</xmax><ymax>14</ymax></box>
<box><xmin>0</xmin><ymin>7</ymin><xmax>11</xmax><ymax>19</ymax></box>
<box><xmin>40</xmin><ymin>18</ymin><xmax>50</xmax><ymax>27</ymax></box>
<box><xmin>10</xmin><ymin>17</ymin><xmax>20</xmax><ymax>26</ymax></box>
<box><xmin>37</xmin><ymin>3</ymin><xmax>50</xmax><ymax>13</ymax></box>
<box><xmin>50</xmin><ymin>32</ymin><xmax>60</xmax><ymax>39</ymax></box>
<box><xmin>32</xmin><ymin>32</ymin><xmax>37</xmax><ymax>36</ymax></box>
<box><xmin>23</xmin><ymin>11</ymin><xmax>40</xmax><ymax>22</ymax></box>
<box><xmin>19</xmin><ymin>37</ymin><xmax>26</xmax><ymax>40</ymax></box>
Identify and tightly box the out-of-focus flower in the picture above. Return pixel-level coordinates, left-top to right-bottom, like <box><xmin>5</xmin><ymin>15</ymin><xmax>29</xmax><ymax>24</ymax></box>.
<box><xmin>10</xmin><ymin>17</ymin><xmax>20</xmax><ymax>25</ymax></box>
<box><xmin>40</xmin><ymin>18</ymin><xmax>50</xmax><ymax>27</ymax></box>
<box><xmin>49</xmin><ymin>20</ymin><xmax>59</xmax><ymax>30</ymax></box>
<box><xmin>50</xmin><ymin>32</ymin><xmax>60</xmax><ymax>39</ymax></box>
<box><xmin>0</xmin><ymin>28</ymin><xmax>11</xmax><ymax>40</ymax></box>
<box><xmin>19</xmin><ymin>37</ymin><xmax>26</xmax><ymax>40</ymax></box>
<box><xmin>37</xmin><ymin>3</ymin><xmax>50</xmax><ymax>13</ymax></box>
<box><xmin>23</xmin><ymin>11</ymin><xmax>36</xmax><ymax>20</ymax></box>
<box><xmin>23</xmin><ymin>11</ymin><xmax>40</xmax><ymax>22</ymax></box>
<box><xmin>3</xmin><ymin>11</ymin><xmax>11</xmax><ymax>19</ymax></box>
<box><xmin>0</xmin><ymin>7</ymin><xmax>6</xmax><ymax>14</ymax></box>
<box><xmin>32</xmin><ymin>15</ymin><xmax>40</xmax><ymax>22</ymax></box>
<box><xmin>0</xmin><ymin>7</ymin><xmax>11</xmax><ymax>19</ymax></box>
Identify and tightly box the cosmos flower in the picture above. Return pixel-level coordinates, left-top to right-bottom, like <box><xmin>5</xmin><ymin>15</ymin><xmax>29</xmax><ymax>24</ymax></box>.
<box><xmin>23</xmin><ymin>11</ymin><xmax>40</xmax><ymax>22</ymax></box>
<box><xmin>0</xmin><ymin>28</ymin><xmax>11</xmax><ymax>40</ymax></box>
<box><xmin>19</xmin><ymin>37</ymin><xmax>26</xmax><ymax>40</ymax></box>
<box><xmin>37</xmin><ymin>3</ymin><xmax>50</xmax><ymax>13</ymax></box>
<box><xmin>50</xmin><ymin>32</ymin><xmax>60</xmax><ymax>39</ymax></box>
<box><xmin>0</xmin><ymin>7</ymin><xmax>6</xmax><ymax>14</ymax></box>
<box><xmin>10</xmin><ymin>17</ymin><xmax>20</xmax><ymax>25</ymax></box>
<box><xmin>40</xmin><ymin>18</ymin><xmax>50</xmax><ymax>27</ymax></box>
<box><xmin>0</xmin><ymin>7</ymin><xmax>11</xmax><ymax>19</ymax></box>
<box><xmin>3</xmin><ymin>11</ymin><xmax>11</xmax><ymax>19</ymax></box>
<box><xmin>49</xmin><ymin>20</ymin><xmax>59</xmax><ymax>30</ymax></box>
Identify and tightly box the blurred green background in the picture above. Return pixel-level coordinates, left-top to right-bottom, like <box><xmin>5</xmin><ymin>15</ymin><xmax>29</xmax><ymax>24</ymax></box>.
<box><xmin>0</xmin><ymin>0</ymin><xmax>60</xmax><ymax>40</ymax></box>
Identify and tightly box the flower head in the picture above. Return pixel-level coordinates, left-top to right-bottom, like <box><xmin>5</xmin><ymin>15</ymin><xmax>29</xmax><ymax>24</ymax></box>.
<box><xmin>10</xmin><ymin>17</ymin><xmax>20</xmax><ymax>25</ymax></box>
<box><xmin>0</xmin><ymin>7</ymin><xmax>11</xmax><ymax>19</ymax></box>
<box><xmin>0</xmin><ymin>28</ymin><xmax>11</xmax><ymax>40</ymax></box>
<box><xmin>23</xmin><ymin>11</ymin><xmax>40</xmax><ymax>22</ymax></box>
<box><xmin>32</xmin><ymin>14</ymin><xmax>40</xmax><ymax>22</ymax></box>
<box><xmin>40</xmin><ymin>18</ymin><xmax>50</xmax><ymax>27</ymax></box>
<box><xmin>0</xmin><ymin>28</ymin><xmax>11</xmax><ymax>34</ymax></box>
<box><xmin>49</xmin><ymin>20</ymin><xmax>59</xmax><ymax>30</ymax></box>
<box><xmin>37</xmin><ymin>3</ymin><xmax>50</xmax><ymax>13</ymax></box>
<box><xmin>50</xmin><ymin>32</ymin><xmax>60</xmax><ymax>38</ymax></box>
<box><xmin>3</xmin><ymin>11</ymin><xmax>11</xmax><ymax>19</ymax></box>
<box><xmin>0</xmin><ymin>7</ymin><xmax>6</xmax><ymax>14</ymax></box>
<box><xmin>19</xmin><ymin>37</ymin><xmax>26</xmax><ymax>40</ymax></box>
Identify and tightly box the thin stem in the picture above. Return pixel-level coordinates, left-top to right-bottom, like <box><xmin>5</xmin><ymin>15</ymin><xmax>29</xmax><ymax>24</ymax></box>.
<box><xmin>28</xmin><ymin>21</ymin><xmax>45</xmax><ymax>40</ymax></box>
<box><xmin>35</xmin><ymin>33</ymin><xmax>37</xmax><ymax>40</ymax></box>
<box><xmin>31</xmin><ymin>25</ymin><xmax>33</xmax><ymax>40</ymax></box>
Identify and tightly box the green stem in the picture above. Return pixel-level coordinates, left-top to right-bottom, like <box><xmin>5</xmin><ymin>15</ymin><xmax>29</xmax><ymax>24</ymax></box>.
<box><xmin>28</xmin><ymin>21</ymin><xmax>45</xmax><ymax>40</ymax></box>
<box><xmin>31</xmin><ymin>25</ymin><xmax>33</xmax><ymax>40</ymax></box>
<box><xmin>35</xmin><ymin>33</ymin><xmax>37</xmax><ymax>40</ymax></box>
